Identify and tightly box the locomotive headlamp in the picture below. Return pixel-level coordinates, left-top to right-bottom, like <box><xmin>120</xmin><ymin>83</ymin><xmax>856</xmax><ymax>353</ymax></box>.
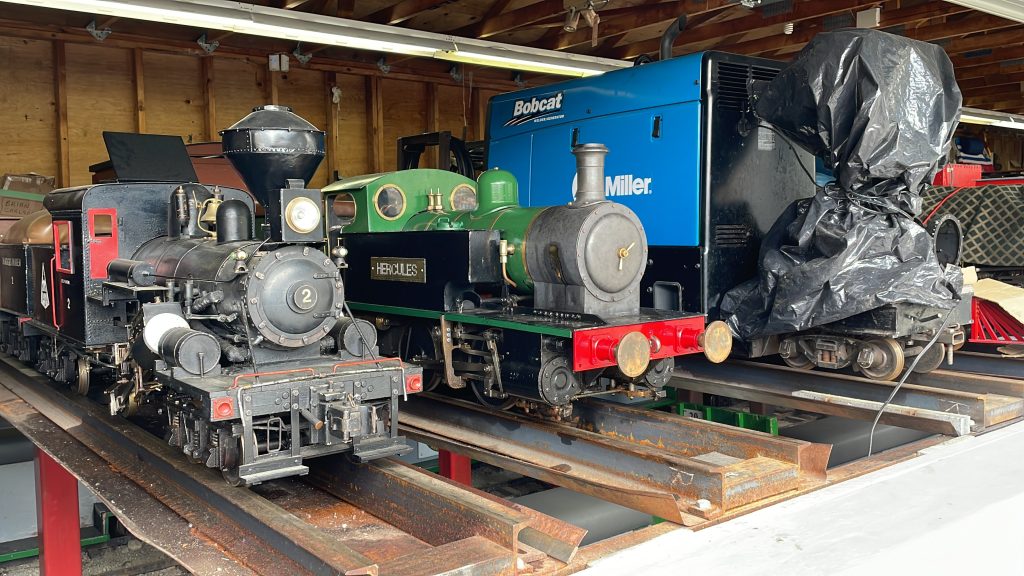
<box><xmin>285</xmin><ymin>196</ymin><xmax>321</xmax><ymax>234</ymax></box>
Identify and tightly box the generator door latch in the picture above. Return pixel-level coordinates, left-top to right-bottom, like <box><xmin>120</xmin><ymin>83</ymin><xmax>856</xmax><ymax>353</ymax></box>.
<box><xmin>652</xmin><ymin>115</ymin><xmax>663</xmax><ymax>139</ymax></box>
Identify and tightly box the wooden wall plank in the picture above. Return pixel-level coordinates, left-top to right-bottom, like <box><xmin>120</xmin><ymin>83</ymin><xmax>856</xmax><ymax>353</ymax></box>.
<box><xmin>213</xmin><ymin>56</ymin><xmax>266</xmax><ymax>136</ymax></box>
<box><xmin>0</xmin><ymin>37</ymin><xmax>57</xmax><ymax>183</ymax></box>
<box><xmin>202</xmin><ymin>57</ymin><xmax>216</xmax><ymax>141</ymax></box>
<box><xmin>277</xmin><ymin>67</ymin><xmax>328</xmax><ymax>187</ymax></box>
<box><xmin>324</xmin><ymin>71</ymin><xmax>340</xmax><ymax>182</ymax></box>
<box><xmin>366</xmin><ymin>75</ymin><xmax>385</xmax><ymax>173</ymax></box>
<box><xmin>55</xmin><ymin>41</ymin><xmax>68</xmax><ymax>187</ymax></box>
<box><xmin>381</xmin><ymin>78</ymin><xmax>426</xmax><ymax>172</ymax></box>
<box><xmin>337</xmin><ymin>73</ymin><xmax>369</xmax><ymax>179</ymax></box>
<box><xmin>66</xmin><ymin>43</ymin><xmax>134</xmax><ymax>186</ymax></box>
<box><xmin>132</xmin><ymin>48</ymin><xmax>146</xmax><ymax>133</ymax></box>
<box><xmin>143</xmin><ymin>51</ymin><xmax>204</xmax><ymax>142</ymax></box>
<box><xmin>437</xmin><ymin>83</ymin><xmax>469</xmax><ymax>140</ymax></box>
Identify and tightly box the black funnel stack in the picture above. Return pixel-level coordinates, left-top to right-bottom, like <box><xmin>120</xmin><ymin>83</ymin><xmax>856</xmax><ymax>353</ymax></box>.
<box><xmin>221</xmin><ymin>105</ymin><xmax>325</xmax><ymax>240</ymax></box>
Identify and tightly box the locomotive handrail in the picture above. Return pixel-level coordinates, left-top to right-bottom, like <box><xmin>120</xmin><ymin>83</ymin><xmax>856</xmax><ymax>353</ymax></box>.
<box><xmin>231</xmin><ymin>367</ymin><xmax>315</xmax><ymax>389</ymax></box>
<box><xmin>330</xmin><ymin>357</ymin><xmax>403</xmax><ymax>373</ymax></box>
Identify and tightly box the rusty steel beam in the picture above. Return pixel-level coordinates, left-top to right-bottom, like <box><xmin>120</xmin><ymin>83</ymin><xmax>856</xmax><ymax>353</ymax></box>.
<box><xmin>307</xmin><ymin>456</ymin><xmax>585</xmax><ymax>564</ymax></box>
<box><xmin>673</xmin><ymin>360</ymin><xmax>1023</xmax><ymax>434</ymax></box>
<box><xmin>400</xmin><ymin>395</ymin><xmax>828</xmax><ymax>525</ymax></box>
<box><xmin>940</xmin><ymin>352</ymin><xmax>1024</xmax><ymax>382</ymax></box>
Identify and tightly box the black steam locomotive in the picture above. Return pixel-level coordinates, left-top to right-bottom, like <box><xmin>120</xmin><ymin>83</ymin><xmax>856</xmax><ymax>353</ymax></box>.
<box><xmin>0</xmin><ymin>106</ymin><xmax>421</xmax><ymax>485</ymax></box>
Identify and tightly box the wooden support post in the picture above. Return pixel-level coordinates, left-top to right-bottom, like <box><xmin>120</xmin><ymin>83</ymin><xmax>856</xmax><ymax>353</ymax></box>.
<box><xmin>438</xmin><ymin>450</ymin><xmax>472</xmax><ymax>486</ymax></box>
<box><xmin>324</xmin><ymin>71</ymin><xmax>340</xmax><ymax>180</ymax></box>
<box><xmin>424</xmin><ymin>82</ymin><xmax>438</xmax><ymax>168</ymax></box>
<box><xmin>35</xmin><ymin>448</ymin><xmax>82</xmax><ymax>576</ymax></box>
<box><xmin>53</xmin><ymin>40</ymin><xmax>70</xmax><ymax>188</ymax></box>
<box><xmin>202</xmin><ymin>57</ymin><xmax>217</xmax><ymax>141</ymax></box>
<box><xmin>132</xmin><ymin>48</ymin><xmax>146</xmax><ymax>133</ymax></box>
<box><xmin>265</xmin><ymin>69</ymin><xmax>280</xmax><ymax>105</ymax></box>
<box><xmin>469</xmin><ymin>87</ymin><xmax>483</xmax><ymax>141</ymax></box>
<box><xmin>365</xmin><ymin>75</ymin><xmax>384</xmax><ymax>173</ymax></box>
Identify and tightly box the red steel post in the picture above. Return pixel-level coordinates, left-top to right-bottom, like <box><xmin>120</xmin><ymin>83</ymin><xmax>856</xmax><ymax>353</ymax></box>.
<box><xmin>437</xmin><ymin>449</ymin><xmax>472</xmax><ymax>486</ymax></box>
<box><xmin>35</xmin><ymin>448</ymin><xmax>82</xmax><ymax>576</ymax></box>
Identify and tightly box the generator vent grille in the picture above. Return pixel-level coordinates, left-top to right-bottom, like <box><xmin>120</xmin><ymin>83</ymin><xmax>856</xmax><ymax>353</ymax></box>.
<box><xmin>715</xmin><ymin>61</ymin><xmax>780</xmax><ymax>111</ymax></box>
<box><xmin>715</xmin><ymin>224</ymin><xmax>752</xmax><ymax>247</ymax></box>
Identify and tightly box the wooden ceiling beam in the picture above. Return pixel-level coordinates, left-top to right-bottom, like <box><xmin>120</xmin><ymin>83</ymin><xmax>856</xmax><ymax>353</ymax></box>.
<box><xmin>959</xmin><ymin>69</ymin><xmax>1024</xmax><ymax>90</ymax></box>
<box><xmin>962</xmin><ymin>82</ymin><xmax>1024</xmax><ymax>98</ymax></box>
<box><xmin>965</xmin><ymin>90</ymin><xmax>1024</xmax><ymax>107</ymax></box>
<box><xmin>936</xmin><ymin>25</ymin><xmax>1024</xmax><ymax>55</ymax></box>
<box><xmin>610</xmin><ymin>0</ymin><xmax>970</xmax><ymax>59</ymax></box>
<box><xmin>540</xmin><ymin>2</ymin><xmax>698</xmax><ymax>51</ymax></box>
<box><xmin>951</xmin><ymin>43</ymin><xmax>1024</xmax><ymax>69</ymax></box>
<box><xmin>365</xmin><ymin>0</ymin><xmax>451</xmax><ymax>25</ymax></box>
<box><xmin>457</xmin><ymin>0</ymin><xmax>735</xmax><ymax>40</ymax></box>
<box><xmin>727</xmin><ymin>4</ymin><xmax>1006</xmax><ymax>58</ymax></box>
<box><xmin>607</xmin><ymin>0</ymin><xmax>881</xmax><ymax>60</ymax></box>
<box><xmin>956</xmin><ymin>58</ymin><xmax>1024</xmax><ymax>81</ymax></box>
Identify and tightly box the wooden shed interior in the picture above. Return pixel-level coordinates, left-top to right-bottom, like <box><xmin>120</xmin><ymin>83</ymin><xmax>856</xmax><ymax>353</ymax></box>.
<box><xmin>1</xmin><ymin>0</ymin><xmax>1023</xmax><ymax>187</ymax></box>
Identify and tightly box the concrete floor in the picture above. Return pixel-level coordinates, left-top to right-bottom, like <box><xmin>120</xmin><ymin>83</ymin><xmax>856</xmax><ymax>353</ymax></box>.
<box><xmin>581</xmin><ymin>420</ymin><xmax>1024</xmax><ymax>575</ymax></box>
<box><xmin>0</xmin><ymin>538</ymin><xmax>187</xmax><ymax>576</ymax></box>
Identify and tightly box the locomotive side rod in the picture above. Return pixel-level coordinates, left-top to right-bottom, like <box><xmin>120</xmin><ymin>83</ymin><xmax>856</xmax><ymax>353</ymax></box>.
<box><xmin>672</xmin><ymin>360</ymin><xmax>1024</xmax><ymax>435</ymax></box>
<box><xmin>0</xmin><ymin>353</ymin><xmax>379</xmax><ymax>576</ymax></box>
<box><xmin>399</xmin><ymin>395</ymin><xmax>830</xmax><ymax>526</ymax></box>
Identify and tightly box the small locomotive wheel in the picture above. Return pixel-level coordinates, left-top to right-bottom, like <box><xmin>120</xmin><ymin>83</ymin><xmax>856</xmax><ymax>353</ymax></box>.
<box><xmin>912</xmin><ymin>342</ymin><xmax>947</xmax><ymax>374</ymax></box>
<box><xmin>615</xmin><ymin>331</ymin><xmax>652</xmax><ymax>378</ymax></box>
<box><xmin>860</xmin><ymin>338</ymin><xmax>906</xmax><ymax>381</ymax></box>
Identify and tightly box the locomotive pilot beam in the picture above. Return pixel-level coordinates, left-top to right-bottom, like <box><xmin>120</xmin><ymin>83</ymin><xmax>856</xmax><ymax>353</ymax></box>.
<box><xmin>325</xmin><ymin>144</ymin><xmax>729</xmax><ymax>416</ymax></box>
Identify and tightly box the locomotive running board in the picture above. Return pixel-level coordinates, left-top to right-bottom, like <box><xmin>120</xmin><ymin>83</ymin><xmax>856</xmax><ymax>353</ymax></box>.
<box><xmin>672</xmin><ymin>359</ymin><xmax>1024</xmax><ymax>436</ymax></box>
<box><xmin>399</xmin><ymin>395</ymin><xmax>830</xmax><ymax>526</ymax></box>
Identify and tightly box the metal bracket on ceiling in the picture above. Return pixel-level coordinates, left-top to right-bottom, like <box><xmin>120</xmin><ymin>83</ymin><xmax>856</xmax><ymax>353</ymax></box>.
<box><xmin>377</xmin><ymin>57</ymin><xmax>391</xmax><ymax>74</ymax></box>
<box><xmin>513</xmin><ymin>72</ymin><xmax>526</xmax><ymax>88</ymax></box>
<box><xmin>449</xmin><ymin>64</ymin><xmax>463</xmax><ymax>83</ymax></box>
<box><xmin>197</xmin><ymin>33</ymin><xmax>220</xmax><ymax>54</ymax></box>
<box><xmin>85</xmin><ymin>20</ymin><xmax>112</xmax><ymax>42</ymax></box>
<box><xmin>293</xmin><ymin>43</ymin><xmax>312</xmax><ymax>65</ymax></box>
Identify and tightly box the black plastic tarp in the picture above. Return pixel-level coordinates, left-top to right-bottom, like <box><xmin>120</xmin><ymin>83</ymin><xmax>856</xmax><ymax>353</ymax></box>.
<box><xmin>722</xmin><ymin>29</ymin><xmax>964</xmax><ymax>339</ymax></box>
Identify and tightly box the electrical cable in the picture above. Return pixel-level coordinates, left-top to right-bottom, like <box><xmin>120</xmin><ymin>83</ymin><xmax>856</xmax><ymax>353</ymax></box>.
<box><xmin>866</xmin><ymin>307</ymin><xmax>957</xmax><ymax>457</ymax></box>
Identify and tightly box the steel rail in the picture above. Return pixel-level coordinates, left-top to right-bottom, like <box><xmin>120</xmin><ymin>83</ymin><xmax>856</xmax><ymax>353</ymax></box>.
<box><xmin>399</xmin><ymin>395</ymin><xmax>829</xmax><ymax>526</ymax></box>
<box><xmin>942</xmin><ymin>351</ymin><xmax>1024</xmax><ymax>381</ymax></box>
<box><xmin>672</xmin><ymin>359</ymin><xmax>1023</xmax><ymax>435</ymax></box>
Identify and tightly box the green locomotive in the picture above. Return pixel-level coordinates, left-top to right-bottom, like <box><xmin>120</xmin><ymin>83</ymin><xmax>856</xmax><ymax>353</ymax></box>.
<box><xmin>324</xmin><ymin>144</ymin><xmax>730</xmax><ymax>415</ymax></box>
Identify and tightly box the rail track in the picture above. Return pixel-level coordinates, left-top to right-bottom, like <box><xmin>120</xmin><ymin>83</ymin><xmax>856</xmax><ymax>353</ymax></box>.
<box><xmin>0</xmin><ymin>353</ymin><xmax>584</xmax><ymax>576</ymax></box>
<box><xmin>4</xmin><ymin>347</ymin><xmax>1021</xmax><ymax>575</ymax></box>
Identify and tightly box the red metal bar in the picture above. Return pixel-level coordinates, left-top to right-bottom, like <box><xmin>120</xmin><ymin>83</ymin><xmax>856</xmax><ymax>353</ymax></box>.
<box><xmin>971</xmin><ymin>299</ymin><xmax>1024</xmax><ymax>344</ymax></box>
<box><xmin>35</xmin><ymin>448</ymin><xmax>82</xmax><ymax>576</ymax></box>
<box><xmin>437</xmin><ymin>450</ymin><xmax>472</xmax><ymax>486</ymax></box>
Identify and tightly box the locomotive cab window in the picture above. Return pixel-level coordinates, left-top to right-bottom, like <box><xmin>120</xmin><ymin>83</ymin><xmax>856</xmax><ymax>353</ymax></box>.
<box><xmin>53</xmin><ymin>220</ymin><xmax>73</xmax><ymax>273</ymax></box>
<box><xmin>91</xmin><ymin>213</ymin><xmax>113</xmax><ymax>237</ymax></box>
<box><xmin>332</xmin><ymin>193</ymin><xmax>357</xmax><ymax>224</ymax></box>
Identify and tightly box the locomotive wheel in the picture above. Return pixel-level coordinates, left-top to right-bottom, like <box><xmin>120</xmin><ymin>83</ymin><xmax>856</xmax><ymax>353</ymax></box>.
<box><xmin>860</xmin><ymin>338</ymin><xmax>906</xmax><ymax>381</ymax></box>
<box><xmin>222</xmin><ymin>467</ymin><xmax>246</xmax><ymax>487</ymax></box>
<box><xmin>781</xmin><ymin>352</ymin><xmax>815</xmax><ymax>371</ymax></box>
<box><xmin>912</xmin><ymin>342</ymin><xmax>947</xmax><ymax>374</ymax></box>
<box><xmin>423</xmin><ymin>372</ymin><xmax>443</xmax><ymax>392</ymax></box>
<box><xmin>75</xmin><ymin>358</ymin><xmax>90</xmax><ymax>395</ymax></box>
<box><xmin>470</xmin><ymin>379</ymin><xmax>515</xmax><ymax>410</ymax></box>
<box><xmin>220</xmin><ymin>435</ymin><xmax>246</xmax><ymax>487</ymax></box>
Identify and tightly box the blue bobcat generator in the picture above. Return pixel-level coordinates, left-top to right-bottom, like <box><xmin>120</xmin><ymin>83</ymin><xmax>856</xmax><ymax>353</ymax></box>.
<box><xmin>485</xmin><ymin>36</ymin><xmax>969</xmax><ymax>380</ymax></box>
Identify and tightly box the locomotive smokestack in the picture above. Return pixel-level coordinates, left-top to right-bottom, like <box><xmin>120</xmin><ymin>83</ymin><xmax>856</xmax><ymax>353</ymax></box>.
<box><xmin>572</xmin><ymin>143</ymin><xmax>609</xmax><ymax>206</ymax></box>
<box><xmin>220</xmin><ymin>105</ymin><xmax>325</xmax><ymax>240</ymax></box>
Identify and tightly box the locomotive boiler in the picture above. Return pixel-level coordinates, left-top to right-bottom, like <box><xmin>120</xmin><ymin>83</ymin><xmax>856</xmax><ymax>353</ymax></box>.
<box><xmin>0</xmin><ymin>105</ymin><xmax>421</xmax><ymax>485</ymax></box>
<box><xmin>325</xmin><ymin>144</ymin><xmax>730</xmax><ymax>416</ymax></box>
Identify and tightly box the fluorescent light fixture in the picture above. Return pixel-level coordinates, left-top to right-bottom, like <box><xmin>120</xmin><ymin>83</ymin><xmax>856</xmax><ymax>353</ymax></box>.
<box><xmin>960</xmin><ymin>106</ymin><xmax>1024</xmax><ymax>130</ymax></box>
<box><xmin>1</xmin><ymin>0</ymin><xmax>629</xmax><ymax>76</ymax></box>
<box><xmin>944</xmin><ymin>1</ymin><xmax>1024</xmax><ymax>23</ymax></box>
